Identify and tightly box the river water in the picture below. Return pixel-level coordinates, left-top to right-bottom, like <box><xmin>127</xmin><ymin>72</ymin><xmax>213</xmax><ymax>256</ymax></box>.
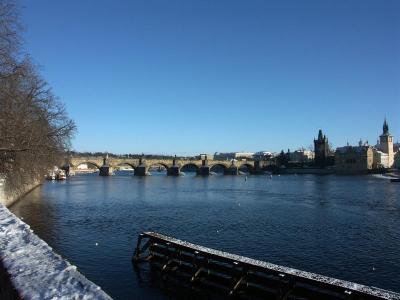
<box><xmin>10</xmin><ymin>172</ymin><xmax>400</xmax><ymax>299</ymax></box>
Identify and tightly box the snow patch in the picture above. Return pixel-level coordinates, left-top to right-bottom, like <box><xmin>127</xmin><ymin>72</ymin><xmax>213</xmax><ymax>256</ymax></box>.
<box><xmin>0</xmin><ymin>204</ymin><xmax>113</xmax><ymax>300</ymax></box>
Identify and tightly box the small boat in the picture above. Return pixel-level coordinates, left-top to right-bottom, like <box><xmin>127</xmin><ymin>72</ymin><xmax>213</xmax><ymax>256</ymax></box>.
<box><xmin>46</xmin><ymin>171</ymin><xmax>56</xmax><ymax>181</ymax></box>
<box><xmin>56</xmin><ymin>170</ymin><xmax>67</xmax><ymax>180</ymax></box>
<box><xmin>390</xmin><ymin>178</ymin><xmax>400</xmax><ymax>183</ymax></box>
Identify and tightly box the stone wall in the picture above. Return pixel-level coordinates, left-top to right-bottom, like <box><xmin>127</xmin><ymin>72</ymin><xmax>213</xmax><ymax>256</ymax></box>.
<box><xmin>0</xmin><ymin>178</ymin><xmax>41</xmax><ymax>207</ymax></box>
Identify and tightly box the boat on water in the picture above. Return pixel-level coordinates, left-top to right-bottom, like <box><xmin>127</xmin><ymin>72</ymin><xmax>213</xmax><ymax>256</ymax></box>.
<box><xmin>56</xmin><ymin>170</ymin><xmax>67</xmax><ymax>180</ymax></box>
<box><xmin>46</xmin><ymin>171</ymin><xmax>56</xmax><ymax>181</ymax></box>
<box><xmin>390</xmin><ymin>178</ymin><xmax>400</xmax><ymax>183</ymax></box>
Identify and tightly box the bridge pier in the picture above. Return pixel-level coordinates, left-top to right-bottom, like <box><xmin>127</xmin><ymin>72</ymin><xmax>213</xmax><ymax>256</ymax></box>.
<box><xmin>197</xmin><ymin>155</ymin><xmax>210</xmax><ymax>176</ymax></box>
<box><xmin>250</xmin><ymin>160</ymin><xmax>264</xmax><ymax>174</ymax></box>
<box><xmin>99</xmin><ymin>165</ymin><xmax>113</xmax><ymax>176</ymax></box>
<box><xmin>134</xmin><ymin>166</ymin><xmax>146</xmax><ymax>176</ymax></box>
<box><xmin>197</xmin><ymin>166</ymin><xmax>210</xmax><ymax>176</ymax></box>
<box><xmin>224</xmin><ymin>165</ymin><xmax>238</xmax><ymax>175</ymax></box>
<box><xmin>167</xmin><ymin>155</ymin><xmax>180</xmax><ymax>176</ymax></box>
<box><xmin>99</xmin><ymin>155</ymin><xmax>113</xmax><ymax>176</ymax></box>
<box><xmin>167</xmin><ymin>166</ymin><xmax>180</xmax><ymax>176</ymax></box>
<box><xmin>134</xmin><ymin>156</ymin><xmax>147</xmax><ymax>176</ymax></box>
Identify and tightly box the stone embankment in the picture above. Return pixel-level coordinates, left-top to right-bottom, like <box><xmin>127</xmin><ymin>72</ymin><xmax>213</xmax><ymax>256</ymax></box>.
<box><xmin>0</xmin><ymin>204</ymin><xmax>113</xmax><ymax>300</ymax></box>
<box><xmin>0</xmin><ymin>179</ymin><xmax>113</xmax><ymax>299</ymax></box>
<box><xmin>0</xmin><ymin>178</ymin><xmax>41</xmax><ymax>207</ymax></box>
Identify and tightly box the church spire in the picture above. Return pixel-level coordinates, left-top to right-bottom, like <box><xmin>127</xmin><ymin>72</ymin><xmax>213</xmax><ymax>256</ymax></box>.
<box><xmin>318</xmin><ymin>129</ymin><xmax>323</xmax><ymax>141</ymax></box>
<box><xmin>383</xmin><ymin>118</ymin><xmax>389</xmax><ymax>135</ymax></box>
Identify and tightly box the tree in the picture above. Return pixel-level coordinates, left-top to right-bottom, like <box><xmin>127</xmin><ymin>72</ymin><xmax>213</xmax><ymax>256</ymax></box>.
<box><xmin>0</xmin><ymin>0</ymin><xmax>76</xmax><ymax>192</ymax></box>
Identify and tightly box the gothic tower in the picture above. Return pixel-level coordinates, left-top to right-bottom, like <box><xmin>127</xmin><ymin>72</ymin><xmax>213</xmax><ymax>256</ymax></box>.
<box><xmin>314</xmin><ymin>129</ymin><xmax>329</xmax><ymax>167</ymax></box>
<box><xmin>379</xmin><ymin>118</ymin><xmax>394</xmax><ymax>167</ymax></box>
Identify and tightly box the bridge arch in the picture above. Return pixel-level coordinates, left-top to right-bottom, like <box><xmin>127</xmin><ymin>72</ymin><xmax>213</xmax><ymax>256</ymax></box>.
<box><xmin>210</xmin><ymin>164</ymin><xmax>227</xmax><ymax>173</ymax></box>
<box><xmin>179</xmin><ymin>163</ymin><xmax>200</xmax><ymax>172</ymax></box>
<box><xmin>146</xmin><ymin>163</ymin><xmax>169</xmax><ymax>171</ymax></box>
<box><xmin>73</xmin><ymin>162</ymin><xmax>101</xmax><ymax>170</ymax></box>
<box><xmin>238</xmin><ymin>163</ymin><xmax>253</xmax><ymax>174</ymax></box>
<box><xmin>115</xmin><ymin>162</ymin><xmax>136</xmax><ymax>170</ymax></box>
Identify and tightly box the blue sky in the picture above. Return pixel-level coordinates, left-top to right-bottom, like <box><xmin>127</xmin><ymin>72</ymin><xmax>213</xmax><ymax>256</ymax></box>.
<box><xmin>20</xmin><ymin>0</ymin><xmax>399</xmax><ymax>155</ymax></box>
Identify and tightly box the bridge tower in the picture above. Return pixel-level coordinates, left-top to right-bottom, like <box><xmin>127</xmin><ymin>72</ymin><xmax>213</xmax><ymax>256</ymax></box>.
<box><xmin>167</xmin><ymin>155</ymin><xmax>180</xmax><ymax>176</ymax></box>
<box><xmin>134</xmin><ymin>154</ymin><xmax>147</xmax><ymax>176</ymax></box>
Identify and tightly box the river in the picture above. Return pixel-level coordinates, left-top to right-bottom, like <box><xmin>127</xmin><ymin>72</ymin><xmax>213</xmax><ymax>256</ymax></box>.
<box><xmin>10</xmin><ymin>172</ymin><xmax>400</xmax><ymax>299</ymax></box>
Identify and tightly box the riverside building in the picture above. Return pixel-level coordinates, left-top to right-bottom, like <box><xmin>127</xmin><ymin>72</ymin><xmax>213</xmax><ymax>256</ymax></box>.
<box><xmin>335</xmin><ymin>119</ymin><xmax>397</xmax><ymax>173</ymax></box>
<box><xmin>290</xmin><ymin>149</ymin><xmax>315</xmax><ymax>164</ymax></box>
<box><xmin>335</xmin><ymin>143</ymin><xmax>374</xmax><ymax>174</ymax></box>
<box><xmin>377</xmin><ymin>119</ymin><xmax>394</xmax><ymax>168</ymax></box>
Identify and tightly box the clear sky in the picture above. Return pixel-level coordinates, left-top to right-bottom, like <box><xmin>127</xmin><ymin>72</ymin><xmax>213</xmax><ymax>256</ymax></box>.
<box><xmin>20</xmin><ymin>0</ymin><xmax>399</xmax><ymax>155</ymax></box>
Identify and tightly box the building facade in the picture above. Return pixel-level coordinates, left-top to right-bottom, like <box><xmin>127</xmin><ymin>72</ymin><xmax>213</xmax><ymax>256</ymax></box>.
<box><xmin>253</xmin><ymin>151</ymin><xmax>274</xmax><ymax>160</ymax></box>
<box><xmin>373</xmin><ymin>150</ymin><xmax>389</xmax><ymax>169</ymax></box>
<box><xmin>213</xmin><ymin>152</ymin><xmax>254</xmax><ymax>161</ymax></box>
<box><xmin>234</xmin><ymin>152</ymin><xmax>255</xmax><ymax>159</ymax></box>
<box><xmin>335</xmin><ymin>145</ymin><xmax>374</xmax><ymax>174</ymax></box>
<box><xmin>290</xmin><ymin>149</ymin><xmax>315</xmax><ymax>164</ymax></box>
<box><xmin>395</xmin><ymin>152</ymin><xmax>400</xmax><ymax>169</ymax></box>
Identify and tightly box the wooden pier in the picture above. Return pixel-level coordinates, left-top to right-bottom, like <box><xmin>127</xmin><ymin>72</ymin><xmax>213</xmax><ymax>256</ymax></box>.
<box><xmin>132</xmin><ymin>232</ymin><xmax>400</xmax><ymax>300</ymax></box>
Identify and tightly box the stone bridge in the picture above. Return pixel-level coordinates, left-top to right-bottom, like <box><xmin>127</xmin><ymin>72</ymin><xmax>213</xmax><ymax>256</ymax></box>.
<box><xmin>66</xmin><ymin>155</ymin><xmax>264</xmax><ymax>176</ymax></box>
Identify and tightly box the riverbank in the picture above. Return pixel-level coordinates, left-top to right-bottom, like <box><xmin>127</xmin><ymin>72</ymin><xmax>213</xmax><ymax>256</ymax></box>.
<box><xmin>0</xmin><ymin>203</ymin><xmax>112</xmax><ymax>299</ymax></box>
<box><xmin>0</xmin><ymin>177</ymin><xmax>113</xmax><ymax>299</ymax></box>
<box><xmin>280</xmin><ymin>167</ymin><xmax>335</xmax><ymax>175</ymax></box>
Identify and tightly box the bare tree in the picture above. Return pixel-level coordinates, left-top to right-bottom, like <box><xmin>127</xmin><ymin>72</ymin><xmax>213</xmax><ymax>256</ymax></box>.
<box><xmin>0</xmin><ymin>0</ymin><xmax>76</xmax><ymax>193</ymax></box>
